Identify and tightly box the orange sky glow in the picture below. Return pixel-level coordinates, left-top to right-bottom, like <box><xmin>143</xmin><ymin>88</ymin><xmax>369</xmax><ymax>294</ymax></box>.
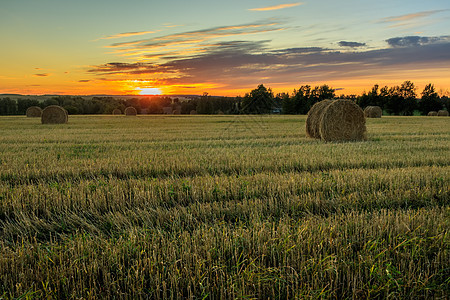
<box><xmin>1</xmin><ymin>1</ymin><xmax>449</xmax><ymax>97</ymax></box>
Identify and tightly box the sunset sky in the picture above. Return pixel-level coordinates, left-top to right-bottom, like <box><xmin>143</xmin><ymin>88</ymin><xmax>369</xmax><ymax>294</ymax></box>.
<box><xmin>1</xmin><ymin>0</ymin><xmax>450</xmax><ymax>96</ymax></box>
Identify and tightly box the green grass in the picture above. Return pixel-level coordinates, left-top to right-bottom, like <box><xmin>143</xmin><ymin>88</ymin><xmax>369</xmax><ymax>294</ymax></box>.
<box><xmin>0</xmin><ymin>115</ymin><xmax>449</xmax><ymax>299</ymax></box>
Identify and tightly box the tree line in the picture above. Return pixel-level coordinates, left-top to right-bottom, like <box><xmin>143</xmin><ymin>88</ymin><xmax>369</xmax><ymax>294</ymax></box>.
<box><xmin>0</xmin><ymin>81</ymin><xmax>448</xmax><ymax>116</ymax></box>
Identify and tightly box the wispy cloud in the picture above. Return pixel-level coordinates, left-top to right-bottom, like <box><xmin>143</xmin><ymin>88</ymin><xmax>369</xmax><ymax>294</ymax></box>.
<box><xmin>338</xmin><ymin>41</ymin><xmax>366</xmax><ymax>48</ymax></box>
<box><xmin>104</xmin><ymin>20</ymin><xmax>286</xmax><ymax>62</ymax></box>
<box><xmin>386</xmin><ymin>35</ymin><xmax>450</xmax><ymax>47</ymax></box>
<box><xmin>33</xmin><ymin>73</ymin><xmax>50</xmax><ymax>77</ymax></box>
<box><xmin>249</xmin><ymin>2</ymin><xmax>303</xmax><ymax>11</ymax></box>
<box><xmin>379</xmin><ymin>9</ymin><xmax>448</xmax><ymax>28</ymax></box>
<box><xmin>97</xmin><ymin>31</ymin><xmax>156</xmax><ymax>40</ymax></box>
<box><xmin>89</xmin><ymin>36</ymin><xmax>450</xmax><ymax>93</ymax></box>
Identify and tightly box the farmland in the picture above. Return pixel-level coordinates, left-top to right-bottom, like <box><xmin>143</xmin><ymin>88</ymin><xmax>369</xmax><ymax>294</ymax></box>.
<box><xmin>0</xmin><ymin>115</ymin><xmax>449</xmax><ymax>299</ymax></box>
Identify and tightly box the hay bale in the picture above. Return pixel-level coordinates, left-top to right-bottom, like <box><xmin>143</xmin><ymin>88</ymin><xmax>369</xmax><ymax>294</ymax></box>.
<box><xmin>319</xmin><ymin>99</ymin><xmax>366</xmax><ymax>142</ymax></box>
<box><xmin>437</xmin><ymin>110</ymin><xmax>449</xmax><ymax>116</ymax></box>
<box><xmin>306</xmin><ymin>100</ymin><xmax>333</xmax><ymax>139</ymax></box>
<box><xmin>125</xmin><ymin>107</ymin><xmax>137</xmax><ymax>116</ymax></box>
<box><xmin>41</xmin><ymin>105</ymin><xmax>68</xmax><ymax>124</ymax></box>
<box><xmin>26</xmin><ymin>106</ymin><xmax>42</xmax><ymax>117</ymax></box>
<box><xmin>364</xmin><ymin>106</ymin><xmax>382</xmax><ymax>118</ymax></box>
<box><xmin>190</xmin><ymin>110</ymin><xmax>197</xmax><ymax>115</ymax></box>
<box><xmin>427</xmin><ymin>111</ymin><xmax>437</xmax><ymax>116</ymax></box>
<box><xmin>112</xmin><ymin>108</ymin><xmax>122</xmax><ymax>115</ymax></box>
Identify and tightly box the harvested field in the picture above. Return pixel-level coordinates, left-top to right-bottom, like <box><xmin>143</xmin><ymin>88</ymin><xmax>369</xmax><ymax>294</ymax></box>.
<box><xmin>0</xmin><ymin>115</ymin><xmax>448</xmax><ymax>299</ymax></box>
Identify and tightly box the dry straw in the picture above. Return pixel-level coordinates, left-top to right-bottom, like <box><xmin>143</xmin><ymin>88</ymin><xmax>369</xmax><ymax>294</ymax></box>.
<box><xmin>112</xmin><ymin>108</ymin><xmax>122</xmax><ymax>115</ymax></box>
<box><xmin>306</xmin><ymin>100</ymin><xmax>332</xmax><ymax>138</ymax></box>
<box><xmin>125</xmin><ymin>107</ymin><xmax>137</xmax><ymax>116</ymax></box>
<box><xmin>41</xmin><ymin>105</ymin><xmax>68</xmax><ymax>124</ymax></box>
<box><xmin>26</xmin><ymin>106</ymin><xmax>42</xmax><ymax>117</ymax></box>
<box><xmin>319</xmin><ymin>100</ymin><xmax>366</xmax><ymax>142</ymax></box>
<box><xmin>427</xmin><ymin>111</ymin><xmax>437</xmax><ymax>116</ymax></box>
<box><xmin>437</xmin><ymin>110</ymin><xmax>449</xmax><ymax>116</ymax></box>
<box><xmin>364</xmin><ymin>106</ymin><xmax>382</xmax><ymax>118</ymax></box>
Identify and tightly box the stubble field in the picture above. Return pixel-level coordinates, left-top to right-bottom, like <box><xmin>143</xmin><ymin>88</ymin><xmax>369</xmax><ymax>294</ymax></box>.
<box><xmin>0</xmin><ymin>115</ymin><xmax>449</xmax><ymax>299</ymax></box>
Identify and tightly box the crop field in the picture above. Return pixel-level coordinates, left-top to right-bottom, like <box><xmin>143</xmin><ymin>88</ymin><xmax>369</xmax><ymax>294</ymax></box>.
<box><xmin>0</xmin><ymin>115</ymin><xmax>449</xmax><ymax>299</ymax></box>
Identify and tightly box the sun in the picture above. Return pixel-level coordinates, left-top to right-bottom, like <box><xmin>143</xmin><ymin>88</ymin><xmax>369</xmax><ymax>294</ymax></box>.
<box><xmin>137</xmin><ymin>87</ymin><xmax>162</xmax><ymax>95</ymax></box>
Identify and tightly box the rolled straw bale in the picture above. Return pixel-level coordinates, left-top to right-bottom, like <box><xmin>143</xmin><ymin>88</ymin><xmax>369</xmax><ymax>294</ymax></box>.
<box><xmin>112</xmin><ymin>108</ymin><xmax>122</xmax><ymax>115</ymax></box>
<box><xmin>41</xmin><ymin>105</ymin><xmax>68</xmax><ymax>124</ymax></box>
<box><xmin>305</xmin><ymin>100</ymin><xmax>333</xmax><ymax>139</ymax></box>
<box><xmin>427</xmin><ymin>111</ymin><xmax>437</xmax><ymax>116</ymax></box>
<box><xmin>190</xmin><ymin>110</ymin><xmax>197</xmax><ymax>115</ymax></box>
<box><xmin>319</xmin><ymin>99</ymin><xmax>366</xmax><ymax>142</ymax></box>
<box><xmin>364</xmin><ymin>106</ymin><xmax>382</xmax><ymax>118</ymax></box>
<box><xmin>437</xmin><ymin>110</ymin><xmax>449</xmax><ymax>116</ymax></box>
<box><xmin>125</xmin><ymin>106</ymin><xmax>137</xmax><ymax>116</ymax></box>
<box><xmin>26</xmin><ymin>106</ymin><xmax>42</xmax><ymax>117</ymax></box>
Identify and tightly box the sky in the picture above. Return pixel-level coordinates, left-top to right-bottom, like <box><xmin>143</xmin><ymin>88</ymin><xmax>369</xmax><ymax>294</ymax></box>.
<box><xmin>1</xmin><ymin>0</ymin><xmax>450</xmax><ymax>96</ymax></box>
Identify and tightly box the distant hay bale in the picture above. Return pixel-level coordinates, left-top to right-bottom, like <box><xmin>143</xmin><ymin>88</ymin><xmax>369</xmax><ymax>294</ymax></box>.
<box><xmin>112</xmin><ymin>108</ymin><xmax>122</xmax><ymax>115</ymax></box>
<box><xmin>364</xmin><ymin>106</ymin><xmax>382</xmax><ymax>118</ymax></box>
<box><xmin>427</xmin><ymin>111</ymin><xmax>438</xmax><ymax>116</ymax></box>
<box><xmin>41</xmin><ymin>105</ymin><xmax>68</xmax><ymax>124</ymax></box>
<box><xmin>217</xmin><ymin>110</ymin><xmax>224</xmax><ymax>115</ymax></box>
<box><xmin>190</xmin><ymin>110</ymin><xmax>197</xmax><ymax>115</ymax></box>
<box><xmin>163</xmin><ymin>106</ymin><xmax>173</xmax><ymax>114</ymax></box>
<box><xmin>125</xmin><ymin>107</ymin><xmax>137</xmax><ymax>116</ymax></box>
<box><xmin>437</xmin><ymin>110</ymin><xmax>449</xmax><ymax>116</ymax></box>
<box><xmin>26</xmin><ymin>106</ymin><xmax>42</xmax><ymax>117</ymax></box>
<box><xmin>319</xmin><ymin>99</ymin><xmax>366</xmax><ymax>142</ymax></box>
<box><xmin>306</xmin><ymin>100</ymin><xmax>333</xmax><ymax>139</ymax></box>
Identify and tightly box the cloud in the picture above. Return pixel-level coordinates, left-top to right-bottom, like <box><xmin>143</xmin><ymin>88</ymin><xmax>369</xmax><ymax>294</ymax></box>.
<box><xmin>89</xmin><ymin>35</ymin><xmax>450</xmax><ymax>91</ymax></box>
<box><xmin>249</xmin><ymin>2</ymin><xmax>303</xmax><ymax>11</ymax></box>
<box><xmin>109</xmin><ymin>20</ymin><xmax>284</xmax><ymax>50</ymax></box>
<box><xmin>386</xmin><ymin>35</ymin><xmax>450</xmax><ymax>47</ymax></box>
<box><xmin>379</xmin><ymin>9</ymin><xmax>448</xmax><ymax>28</ymax></box>
<box><xmin>78</xmin><ymin>80</ymin><xmax>91</xmax><ymax>82</ymax></box>
<box><xmin>97</xmin><ymin>31</ymin><xmax>156</xmax><ymax>40</ymax></box>
<box><xmin>338</xmin><ymin>41</ymin><xmax>366</xmax><ymax>48</ymax></box>
<box><xmin>33</xmin><ymin>73</ymin><xmax>50</xmax><ymax>77</ymax></box>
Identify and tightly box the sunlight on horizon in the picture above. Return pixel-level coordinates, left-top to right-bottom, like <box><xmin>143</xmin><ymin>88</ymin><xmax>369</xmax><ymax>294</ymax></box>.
<box><xmin>137</xmin><ymin>87</ymin><xmax>162</xmax><ymax>95</ymax></box>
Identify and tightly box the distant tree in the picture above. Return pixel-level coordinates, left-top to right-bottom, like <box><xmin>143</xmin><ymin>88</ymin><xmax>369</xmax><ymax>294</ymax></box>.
<box><xmin>17</xmin><ymin>99</ymin><xmax>40</xmax><ymax>115</ymax></box>
<box><xmin>418</xmin><ymin>84</ymin><xmax>442</xmax><ymax>115</ymax></box>
<box><xmin>0</xmin><ymin>98</ymin><xmax>17</xmax><ymax>115</ymax></box>
<box><xmin>357</xmin><ymin>84</ymin><xmax>385</xmax><ymax>109</ymax></box>
<box><xmin>383</xmin><ymin>81</ymin><xmax>417</xmax><ymax>115</ymax></box>
<box><xmin>241</xmin><ymin>84</ymin><xmax>275</xmax><ymax>114</ymax></box>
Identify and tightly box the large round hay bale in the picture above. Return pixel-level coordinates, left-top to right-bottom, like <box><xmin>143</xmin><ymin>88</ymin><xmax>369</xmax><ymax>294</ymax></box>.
<box><xmin>125</xmin><ymin>106</ymin><xmax>137</xmax><ymax>116</ymax></box>
<box><xmin>364</xmin><ymin>106</ymin><xmax>382</xmax><ymax>118</ymax></box>
<box><xmin>112</xmin><ymin>108</ymin><xmax>122</xmax><ymax>115</ymax></box>
<box><xmin>26</xmin><ymin>106</ymin><xmax>42</xmax><ymax>117</ymax></box>
<box><xmin>41</xmin><ymin>105</ymin><xmax>68</xmax><ymax>124</ymax></box>
<box><xmin>190</xmin><ymin>110</ymin><xmax>197</xmax><ymax>115</ymax></box>
<box><xmin>306</xmin><ymin>100</ymin><xmax>333</xmax><ymax>139</ymax></box>
<box><xmin>437</xmin><ymin>110</ymin><xmax>449</xmax><ymax>116</ymax></box>
<box><xmin>427</xmin><ymin>111</ymin><xmax>437</xmax><ymax>116</ymax></box>
<box><xmin>319</xmin><ymin>99</ymin><xmax>366</xmax><ymax>142</ymax></box>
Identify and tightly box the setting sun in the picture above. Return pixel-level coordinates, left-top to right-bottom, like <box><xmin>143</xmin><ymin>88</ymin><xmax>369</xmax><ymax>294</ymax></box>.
<box><xmin>137</xmin><ymin>87</ymin><xmax>162</xmax><ymax>95</ymax></box>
